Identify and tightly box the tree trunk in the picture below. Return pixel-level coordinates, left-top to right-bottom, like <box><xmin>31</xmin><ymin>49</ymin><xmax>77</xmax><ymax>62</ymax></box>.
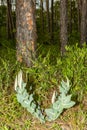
<box><xmin>77</xmin><ymin>0</ymin><xmax>82</xmax><ymax>33</ymax></box>
<box><xmin>40</xmin><ymin>0</ymin><xmax>44</xmax><ymax>33</ymax></box>
<box><xmin>60</xmin><ymin>0</ymin><xmax>68</xmax><ymax>55</ymax></box>
<box><xmin>80</xmin><ymin>0</ymin><xmax>87</xmax><ymax>45</ymax></box>
<box><xmin>16</xmin><ymin>0</ymin><xmax>37</xmax><ymax>67</ymax></box>
<box><xmin>7</xmin><ymin>0</ymin><xmax>15</xmax><ymax>39</ymax></box>
<box><xmin>1</xmin><ymin>0</ymin><xmax>4</xmax><ymax>5</ymax></box>
<box><xmin>46</xmin><ymin>0</ymin><xmax>50</xmax><ymax>33</ymax></box>
<box><xmin>51</xmin><ymin>0</ymin><xmax>54</xmax><ymax>43</ymax></box>
<box><xmin>86</xmin><ymin>6</ymin><xmax>87</xmax><ymax>44</ymax></box>
<box><xmin>69</xmin><ymin>0</ymin><xmax>72</xmax><ymax>34</ymax></box>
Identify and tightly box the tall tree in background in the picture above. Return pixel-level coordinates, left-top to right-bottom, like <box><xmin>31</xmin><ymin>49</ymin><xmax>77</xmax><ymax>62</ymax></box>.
<box><xmin>51</xmin><ymin>0</ymin><xmax>54</xmax><ymax>43</ymax></box>
<box><xmin>1</xmin><ymin>0</ymin><xmax>4</xmax><ymax>5</ymax></box>
<box><xmin>60</xmin><ymin>0</ymin><xmax>68</xmax><ymax>54</ymax></box>
<box><xmin>69</xmin><ymin>0</ymin><xmax>73</xmax><ymax>34</ymax></box>
<box><xmin>16</xmin><ymin>0</ymin><xmax>37</xmax><ymax>67</ymax></box>
<box><xmin>7</xmin><ymin>0</ymin><xmax>15</xmax><ymax>39</ymax></box>
<box><xmin>40</xmin><ymin>0</ymin><xmax>44</xmax><ymax>33</ymax></box>
<box><xmin>77</xmin><ymin>0</ymin><xmax>82</xmax><ymax>33</ymax></box>
<box><xmin>86</xmin><ymin>5</ymin><xmax>87</xmax><ymax>44</ymax></box>
<box><xmin>46</xmin><ymin>0</ymin><xmax>50</xmax><ymax>33</ymax></box>
<box><xmin>80</xmin><ymin>0</ymin><xmax>87</xmax><ymax>45</ymax></box>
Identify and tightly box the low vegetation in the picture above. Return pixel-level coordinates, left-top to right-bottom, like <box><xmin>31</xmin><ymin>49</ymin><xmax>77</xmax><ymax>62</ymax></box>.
<box><xmin>0</xmin><ymin>0</ymin><xmax>87</xmax><ymax>129</ymax></box>
<box><xmin>0</xmin><ymin>42</ymin><xmax>87</xmax><ymax>130</ymax></box>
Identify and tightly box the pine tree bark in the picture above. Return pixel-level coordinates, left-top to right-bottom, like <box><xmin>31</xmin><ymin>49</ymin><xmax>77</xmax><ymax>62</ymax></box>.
<box><xmin>86</xmin><ymin>5</ymin><xmax>87</xmax><ymax>44</ymax></box>
<box><xmin>7</xmin><ymin>0</ymin><xmax>15</xmax><ymax>39</ymax></box>
<box><xmin>40</xmin><ymin>0</ymin><xmax>44</xmax><ymax>33</ymax></box>
<box><xmin>46</xmin><ymin>0</ymin><xmax>50</xmax><ymax>33</ymax></box>
<box><xmin>77</xmin><ymin>0</ymin><xmax>82</xmax><ymax>33</ymax></box>
<box><xmin>69</xmin><ymin>0</ymin><xmax>72</xmax><ymax>34</ymax></box>
<box><xmin>80</xmin><ymin>0</ymin><xmax>87</xmax><ymax>45</ymax></box>
<box><xmin>16</xmin><ymin>0</ymin><xmax>37</xmax><ymax>67</ymax></box>
<box><xmin>51</xmin><ymin>0</ymin><xmax>54</xmax><ymax>43</ymax></box>
<box><xmin>60</xmin><ymin>0</ymin><xmax>68</xmax><ymax>55</ymax></box>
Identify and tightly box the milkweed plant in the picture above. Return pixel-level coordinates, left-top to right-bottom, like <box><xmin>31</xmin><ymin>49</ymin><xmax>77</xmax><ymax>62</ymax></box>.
<box><xmin>14</xmin><ymin>70</ymin><xmax>75</xmax><ymax>123</ymax></box>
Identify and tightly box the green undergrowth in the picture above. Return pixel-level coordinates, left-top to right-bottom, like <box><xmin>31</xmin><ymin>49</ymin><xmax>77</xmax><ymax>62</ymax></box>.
<box><xmin>0</xmin><ymin>46</ymin><xmax>21</xmax><ymax>90</ymax></box>
<box><xmin>0</xmin><ymin>90</ymin><xmax>86</xmax><ymax>130</ymax></box>
<box><xmin>0</xmin><ymin>43</ymin><xmax>87</xmax><ymax>129</ymax></box>
<box><xmin>23</xmin><ymin>44</ymin><xmax>87</xmax><ymax>103</ymax></box>
<box><xmin>0</xmin><ymin>91</ymin><xmax>32</xmax><ymax>130</ymax></box>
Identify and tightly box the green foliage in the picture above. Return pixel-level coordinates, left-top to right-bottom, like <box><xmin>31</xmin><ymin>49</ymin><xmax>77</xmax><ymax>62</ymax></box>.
<box><xmin>61</xmin><ymin>44</ymin><xmax>87</xmax><ymax>101</ymax></box>
<box><xmin>0</xmin><ymin>39</ymin><xmax>16</xmax><ymax>48</ymax></box>
<box><xmin>51</xmin><ymin>123</ymin><xmax>62</xmax><ymax>130</ymax></box>
<box><xmin>0</xmin><ymin>43</ymin><xmax>87</xmax><ymax>128</ymax></box>
<box><xmin>0</xmin><ymin>5</ymin><xmax>6</xmax><ymax>26</ymax></box>
<box><xmin>45</xmin><ymin>79</ymin><xmax>75</xmax><ymax>121</ymax></box>
<box><xmin>68</xmin><ymin>31</ymin><xmax>80</xmax><ymax>45</ymax></box>
<box><xmin>15</xmin><ymin>71</ymin><xmax>75</xmax><ymax>123</ymax></box>
<box><xmin>24</xmin><ymin>51</ymin><xmax>60</xmax><ymax>97</ymax></box>
<box><xmin>0</xmin><ymin>43</ymin><xmax>87</xmax><ymax>103</ymax></box>
<box><xmin>0</xmin><ymin>46</ymin><xmax>21</xmax><ymax>90</ymax></box>
<box><xmin>15</xmin><ymin>70</ymin><xmax>45</xmax><ymax>123</ymax></box>
<box><xmin>0</xmin><ymin>90</ymin><xmax>32</xmax><ymax>129</ymax></box>
<box><xmin>23</xmin><ymin>44</ymin><xmax>87</xmax><ymax>102</ymax></box>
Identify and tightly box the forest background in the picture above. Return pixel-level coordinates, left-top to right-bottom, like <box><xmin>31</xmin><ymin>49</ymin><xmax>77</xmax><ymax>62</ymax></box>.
<box><xmin>0</xmin><ymin>0</ymin><xmax>87</xmax><ymax>130</ymax></box>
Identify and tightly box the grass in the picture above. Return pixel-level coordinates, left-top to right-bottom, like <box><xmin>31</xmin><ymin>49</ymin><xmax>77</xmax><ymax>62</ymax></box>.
<box><xmin>0</xmin><ymin>42</ymin><xmax>87</xmax><ymax>130</ymax></box>
<box><xmin>0</xmin><ymin>90</ymin><xmax>87</xmax><ymax>130</ymax></box>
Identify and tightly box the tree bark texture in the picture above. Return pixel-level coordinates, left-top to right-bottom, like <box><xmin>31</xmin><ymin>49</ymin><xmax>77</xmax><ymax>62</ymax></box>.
<box><xmin>60</xmin><ymin>0</ymin><xmax>68</xmax><ymax>55</ymax></box>
<box><xmin>16</xmin><ymin>0</ymin><xmax>37</xmax><ymax>67</ymax></box>
<box><xmin>7</xmin><ymin>0</ymin><xmax>15</xmax><ymax>39</ymax></box>
<box><xmin>46</xmin><ymin>0</ymin><xmax>50</xmax><ymax>33</ymax></box>
<box><xmin>80</xmin><ymin>0</ymin><xmax>87</xmax><ymax>45</ymax></box>
<box><xmin>77</xmin><ymin>0</ymin><xmax>82</xmax><ymax>33</ymax></box>
<box><xmin>86</xmin><ymin>5</ymin><xmax>87</xmax><ymax>44</ymax></box>
<box><xmin>51</xmin><ymin>0</ymin><xmax>54</xmax><ymax>43</ymax></box>
<box><xmin>40</xmin><ymin>0</ymin><xmax>44</xmax><ymax>33</ymax></box>
<box><xmin>69</xmin><ymin>0</ymin><xmax>72</xmax><ymax>34</ymax></box>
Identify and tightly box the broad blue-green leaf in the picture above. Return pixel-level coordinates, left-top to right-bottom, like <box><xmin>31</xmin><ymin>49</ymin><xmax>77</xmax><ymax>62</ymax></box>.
<box><xmin>53</xmin><ymin>101</ymin><xmax>62</xmax><ymax>110</ymax></box>
<box><xmin>45</xmin><ymin>108</ymin><xmax>61</xmax><ymax>121</ymax></box>
<box><xmin>29</xmin><ymin>94</ymin><xmax>34</xmax><ymax>103</ymax></box>
<box><xmin>60</xmin><ymin>79</ymin><xmax>70</xmax><ymax>94</ymax></box>
<box><xmin>45</xmin><ymin>79</ymin><xmax>75</xmax><ymax>121</ymax></box>
<box><xmin>63</xmin><ymin>101</ymin><xmax>75</xmax><ymax>109</ymax></box>
<box><xmin>17</xmin><ymin>94</ymin><xmax>24</xmax><ymax>103</ymax></box>
<box><xmin>15</xmin><ymin>70</ymin><xmax>45</xmax><ymax>123</ymax></box>
<box><xmin>22</xmin><ymin>82</ymin><xmax>27</xmax><ymax>88</ymax></box>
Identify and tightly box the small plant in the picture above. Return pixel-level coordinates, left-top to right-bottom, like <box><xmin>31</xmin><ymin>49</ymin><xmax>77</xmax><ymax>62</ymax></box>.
<box><xmin>15</xmin><ymin>70</ymin><xmax>75</xmax><ymax>123</ymax></box>
<box><xmin>45</xmin><ymin>79</ymin><xmax>75</xmax><ymax>121</ymax></box>
<box><xmin>15</xmin><ymin>70</ymin><xmax>45</xmax><ymax>123</ymax></box>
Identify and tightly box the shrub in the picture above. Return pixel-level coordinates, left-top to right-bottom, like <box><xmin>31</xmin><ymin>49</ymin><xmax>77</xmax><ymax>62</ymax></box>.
<box><xmin>23</xmin><ymin>44</ymin><xmax>87</xmax><ymax>102</ymax></box>
<box><xmin>61</xmin><ymin>44</ymin><xmax>87</xmax><ymax>101</ymax></box>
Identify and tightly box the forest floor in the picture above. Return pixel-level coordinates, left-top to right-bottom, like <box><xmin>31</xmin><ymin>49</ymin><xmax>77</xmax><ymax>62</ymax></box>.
<box><xmin>0</xmin><ymin>89</ymin><xmax>87</xmax><ymax>130</ymax></box>
<box><xmin>0</xmin><ymin>43</ymin><xmax>87</xmax><ymax>130</ymax></box>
